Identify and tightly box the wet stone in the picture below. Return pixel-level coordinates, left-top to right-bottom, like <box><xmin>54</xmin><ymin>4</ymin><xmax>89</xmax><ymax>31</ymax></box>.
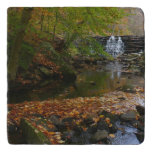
<box><xmin>48</xmin><ymin>115</ymin><xmax>61</xmax><ymax>124</ymax></box>
<box><xmin>92</xmin><ymin>130</ymin><xmax>108</xmax><ymax>142</ymax></box>
<box><xmin>108</xmin><ymin>125</ymin><xmax>117</xmax><ymax>133</ymax></box>
<box><xmin>135</xmin><ymin>132</ymin><xmax>144</xmax><ymax>143</ymax></box>
<box><xmin>87</xmin><ymin>125</ymin><xmax>98</xmax><ymax>134</ymax></box>
<box><xmin>136</xmin><ymin>105</ymin><xmax>145</xmax><ymax>116</ymax></box>
<box><xmin>62</xmin><ymin>130</ymin><xmax>75</xmax><ymax>141</ymax></box>
<box><xmin>73</xmin><ymin>126</ymin><xmax>83</xmax><ymax>136</ymax></box>
<box><xmin>48</xmin><ymin>115</ymin><xmax>66</xmax><ymax>131</ymax></box>
<box><xmin>62</xmin><ymin>117</ymin><xmax>74</xmax><ymax>123</ymax></box>
<box><xmin>120</xmin><ymin>111</ymin><xmax>137</xmax><ymax>122</ymax></box>
<box><xmin>97</xmin><ymin>119</ymin><xmax>109</xmax><ymax>131</ymax></box>
<box><xmin>82</xmin><ymin>117</ymin><xmax>94</xmax><ymax>126</ymax></box>
<box><xmin>8</xmin><ymin>124</ymin><xmax>18</xmax><ymax>134</ymax></box>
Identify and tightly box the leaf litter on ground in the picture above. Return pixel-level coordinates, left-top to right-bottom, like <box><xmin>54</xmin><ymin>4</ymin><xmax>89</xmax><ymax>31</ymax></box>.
<box><xmin>8</xmin><ymin>87</ymin><xmax>144</xmax><ymax>144</ymax></box>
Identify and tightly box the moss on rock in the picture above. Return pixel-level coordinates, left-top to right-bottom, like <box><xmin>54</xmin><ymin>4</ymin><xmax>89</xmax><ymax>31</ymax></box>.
<box><xmin>20</xmin><ymin>119</ymin><xmax>50</xmax><ymax>144</ymax></box>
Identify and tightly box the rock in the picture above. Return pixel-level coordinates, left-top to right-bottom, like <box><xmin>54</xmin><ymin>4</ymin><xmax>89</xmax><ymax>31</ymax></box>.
<box><xmin>120</xmin><ymin>111</ymin><xmax>137</xmax><ymax>122</ymax></box>
<box><xmin>89</xmin><ymin>81</ymin><xmax>96</xmax><ymax>85</ymax></box>
<box><xmin>108</xmin><ymin>125</ymin><xmax>117</xmax><ymax>133</ymax></box>
<box><xmin>139</xmin><ymin>116</ymin><xmax>145</xmax><ymax>124</ymax></box>
<box><xmin>73</xmin><ymin>63</ymin><xmax>83</xmax><ymax>69</ymax></box>
<box><xmin>98</xmin><ymin>110</ymin><xmax>104</xmax><ymax>115</ymax></box>
<box><xmin>87</xmin><ymin>125</ymin><xmax>98</xmax><ymax>134</ymax></box>
<box><xmin>62</xmin><ymin>117</ymin><xmax>74</xmax><ymax>123</ymax></box>
<box><xmin>49</xmin><ymin>115</ymin><xmax>66</xmax><ymax>131</ymax></box>
<box><xmin>97</xmin><ymin>118</ymin><xmax>117</xmax><ymax>134</ymax></box>
<box><xmin>32</xmin><ymin>113</ymin><xmax>45</xmax><ymax>119</ymax></box>
<box><xmin>62</xmin><ymin>130</ymin><xmax>75</xmax><ymax>141</ymax></box>
<box><xmin>85</xmin><ymin>59</ymin><xmax>91</xmax><ymax>64</ymax></box>
<box><xmin>118</xmin><ymin>97</ymin><xmax>126</xmax><ymax>101</ymax></box>
<box><xmin>7</xmin><ymin>124</ymin><xmax>18</xmax><ymax>134</ymax></box>
<box><xmin>97</xmin><ymin>119</ymin><xmax>109</xmax><ymax>131</ymax></box>
<box><xmin>60</xmin><ymin>65</ymin><xmax>76</xmax><ymax>82</ymax></box>
<box><xmin>92</xmin><ymin>130</ymin><xmax>108</xmax><ymax>142</ymax></box>
<box><xmin>136</xmin><ymin>121</ymin><xmax>144</xmax><ymax>131</ymax></box>
<box><xmin>136</xmin><ymin>105</ymin><xmax>145</xmax><ymax>116</ymax></box>
<box><xmin>83</xmin><ymin>117</ymin><xmax>94</xmax><ymax>126</ymax></box>
<box><xmin>20</xmin><ymin>119</ymin><xmax>50</xmax><ymax>144</ymax></box>
<box><xmin>73</xmin><ymin>126</ymin><xmax>83</xmax><ymax>136</ymax></box>
<box><xmin>39</xmin><ymin>66</ymin><xmax>51</xmax><ymax>76</ymax></box>
<box><xmin>63</xmin><ymin>130</ymin><xmax>91</xmax><ymax>144</ymax></box>
<box><xmin>62</xmin><ymin>117</ymin><xmax>74</xmax><ymax>128</ymax></box>
<box><xmin>136</xmin><ymin>116</ymin><xmax>144</xmax><ymax>131</ymax></box>
<box><xmin>135</xmin><ymin>132</ymin><xmax>144</xmax><ymax>143</ymax></box>
<box><xmin>48</xmin><ymin>115</ymin><xmax>61</xmax><ymax>125</ymax></box>
<box><xmin>99</xmin><ymin>110</ymin><xmax>119</xmax><ymax>123</ymax></box>
<box><xmin>39</xmin><ymin>79</ymin><xmax>53</xmax><ymax>87</ymax></box>
<box><xmin>97</xmin><ymin>61</ymin><xmax>102</xmax><ymax>65</ymax></box>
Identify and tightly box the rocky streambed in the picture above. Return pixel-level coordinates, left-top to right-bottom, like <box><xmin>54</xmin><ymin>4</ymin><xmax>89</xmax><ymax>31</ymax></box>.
<box><xmin>8</xmin><ymin>106</ymin><xmax>144</xmax><ymax>144</ymax></box>
<box><xmin>8</xmin><ymin>92</ymin><xmax>145</xmax><ymax>145</ymax></box>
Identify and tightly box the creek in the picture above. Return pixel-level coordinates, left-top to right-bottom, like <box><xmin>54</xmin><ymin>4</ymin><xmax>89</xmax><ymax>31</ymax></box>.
<box><xmin>8</xmin><ymin>61</ymin><xmax>144</xmax><ymax>104</ymax></box>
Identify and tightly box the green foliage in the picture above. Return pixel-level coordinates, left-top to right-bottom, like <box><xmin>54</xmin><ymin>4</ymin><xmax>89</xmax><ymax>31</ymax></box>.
<box><xmin>8</xmin><ymin>7</ymin><xmax>129</xmax><ymax>80</ymax></box>
<box><xmin>19</xmin><ymin>43</ymin><xmax>35</xmax><ymax>70</ymax></box>
<box><xmin>7</xmin><ymin>8</ymin><xmax>22</xmax><ymax>37</ymax></box>
<box><xmin>42</xmin><ymin>7</ymin><xmax>127</xmax><ymax>56</ymax></box>
<box><xmin>39</xmin><ymin>42</ymin><xmax>64</xmax><ymax>65</ymax></box>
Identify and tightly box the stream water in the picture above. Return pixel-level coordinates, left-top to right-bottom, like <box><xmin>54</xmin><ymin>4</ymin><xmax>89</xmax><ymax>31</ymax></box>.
<box><xmin>8</xmin><ymin>61</ymin><xmax>144</xmax><ymax>104</ymax></box>
<box><xmin>110</xmin><ymin>121</ymin><xmax>140</xmax><ymax>145</ymax></box>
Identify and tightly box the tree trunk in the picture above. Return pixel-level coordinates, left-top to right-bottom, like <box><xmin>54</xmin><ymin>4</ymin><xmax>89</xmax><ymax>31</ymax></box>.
<box><xmin>40</xmin><ymin>12</ymin><xmax>44</xmax><ymax>32</ymax></box>
<box><xmin>52</xmin><ymin>11</ymin><xmax>58</xmax><ymax>42</ymax></box>
<box><xmin>8</xmin><ymin>8</ymin><xmax>33</xmax><ymax>81</ymax></box>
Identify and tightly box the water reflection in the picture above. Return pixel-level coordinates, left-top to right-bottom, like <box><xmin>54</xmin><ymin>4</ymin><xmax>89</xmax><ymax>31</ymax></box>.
<box><xmin>8</xmin><ymin>61</ymin><xmax>143</xmax><ymax>103</ymax></box>
<box><xmin>105</xmin><ymin>61</ymin><xmax>123</xmax><ymax>80</ymax></box>
<box><xmin>66</xmin><ymin>65</ymin><xmax>126</xmax><ymax>98</ymax></box>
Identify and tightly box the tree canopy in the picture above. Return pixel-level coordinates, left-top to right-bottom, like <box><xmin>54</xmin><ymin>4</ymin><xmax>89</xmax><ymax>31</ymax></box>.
<box><xmin>7</xmin><ymin>7</ymin><xmax>128</xmax><ymax>80</ymax></box>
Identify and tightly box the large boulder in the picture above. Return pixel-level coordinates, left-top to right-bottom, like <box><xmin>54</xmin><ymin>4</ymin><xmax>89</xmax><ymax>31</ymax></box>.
<box><xmin>20</xmin><ymin>119</ymin><xmax>50</xmax><ymax>144</ymax></box>
<box><xmin>97</xmin><ymin>119</ymin><xmax>109</xmax><ymax>131</ymax></box>
<box><xmin>120</xmin><ymin>111</ymin><xmax>137</xmax><ymax>122</ymax></box>
<box><xmin>87</xmin><ymin>125</ymin><xmax>98</xmax><ymax>134</ymax></box>
<box><xmin>97</xmin><ymin>119</ymin><xmax>117</xmax><ymax>134</ymax></box>
<box><xmin>82</xmin><ymin>117</ymin><xmax>94</xmax><ymax>126</ymax></box>
<box><xmin>135</xmin><ymin>132</ymin><xmax>144</xmax><ymax>143</ymax></box>
<box><xmin>98</xmin><ymin>110</ymin><xmax>119</xmax><ymax>123</ymax></box>
<box><xmin>91</xmin><ymin>130</ymin><xmax>108</xmax><ymax>142</ymax></box>
<box><xmin>49</xmin><ymin>115</ymin><xmax>66</xmax><ymax>131</ymax></box>
<box><xmin>136</xmin><ymin>105</ymin><xmax>145</xmax><ymax>116</ymax></box>
<box><xmin>62</xmin><ymin>130</ymin><xmax>75</xmax><ymax>143</ymax></box>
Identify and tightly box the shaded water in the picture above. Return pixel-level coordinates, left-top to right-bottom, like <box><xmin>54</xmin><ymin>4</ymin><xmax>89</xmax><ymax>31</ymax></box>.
<box><xmin>8</xmin><ymin>61</ymin><xmax>144</xmax><ymax>103</ymax></box>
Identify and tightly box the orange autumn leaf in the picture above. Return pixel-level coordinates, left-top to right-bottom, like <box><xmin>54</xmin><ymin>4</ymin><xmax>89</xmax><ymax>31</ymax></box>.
<box><xmin>105</xmin><ymin>117</ymin><xmax>110</xmax><ymax>124</ymax></box>
<box><xmin>109</xmin><ymin>134</ymin><xmax>115</xmax><ymax>138</ymax></box>
<box><xmin>82</xmin><ymin>127</ymin><xmax>87</xmax><ymax>131</ymax></box>
<box><xmin>93</xmin><ymin>117</ymin><xmax>100</xmax><ymax>123</ymax></box>
<box><xmin>109</xmin><ymin>123</ymin><xmax>113</xmax><ymax>127</ymax></box>
<box><xmin>99</xmin><ymin>115</ymin><xmax>104</xmax><ymax>119</ymax></box>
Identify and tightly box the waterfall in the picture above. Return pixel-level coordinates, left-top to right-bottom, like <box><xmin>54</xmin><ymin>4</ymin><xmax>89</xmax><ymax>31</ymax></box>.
<box><xmin>106</xmin><ymin>36</ymin><xmax>125</xmax><ymax>58</ymax></box>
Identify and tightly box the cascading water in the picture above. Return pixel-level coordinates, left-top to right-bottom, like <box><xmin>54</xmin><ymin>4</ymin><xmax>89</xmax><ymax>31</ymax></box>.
<box><xmin>106</xmin><ymin>36</ymin><xmax>125</xmax><ymax>58</ymax></box>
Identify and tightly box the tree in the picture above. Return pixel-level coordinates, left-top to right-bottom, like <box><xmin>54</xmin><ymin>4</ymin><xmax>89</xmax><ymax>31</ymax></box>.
<box><xmin>8</xmin><ymin>8</ymin><xmax>33</xmax><ymax>81</ymax></box>
<box><xmin>7</xmin><ymin>7</ymin><xmax>128</xmax><ymax>81</ymax></box>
